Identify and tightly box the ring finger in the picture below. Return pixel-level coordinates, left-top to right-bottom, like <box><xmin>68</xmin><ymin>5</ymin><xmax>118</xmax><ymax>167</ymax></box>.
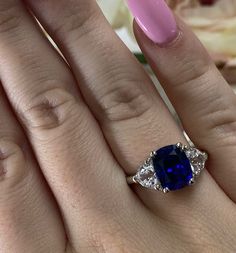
<box><xmin>24</xmin><ymin>0</ymin><xmax>231</xmax><ymax>218</ymax></box>
<box><xmin>131</xmin><ymin>0</ymin><xmax>236</xmax><ymax>202</ymax></box>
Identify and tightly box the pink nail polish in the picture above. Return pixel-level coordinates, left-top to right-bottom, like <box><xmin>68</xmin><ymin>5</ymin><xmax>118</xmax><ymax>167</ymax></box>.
<box><xmin>126</xmin><ymin>0</ymin><xmax>178</xmax><ymax>45</ymax></box>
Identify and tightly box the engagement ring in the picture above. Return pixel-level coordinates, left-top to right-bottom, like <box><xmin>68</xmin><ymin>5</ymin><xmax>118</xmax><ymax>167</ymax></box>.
<box><xmin>127</xmin><ymin>143</ymin><xmax>208</xmax><ymax>193</ymax></box>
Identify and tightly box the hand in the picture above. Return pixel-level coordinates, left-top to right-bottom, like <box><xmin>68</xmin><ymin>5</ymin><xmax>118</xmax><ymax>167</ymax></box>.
<box><xmin>0</xmin><ymin>0</ymin><xmax>235</xmax><ymax>252</ymax></box>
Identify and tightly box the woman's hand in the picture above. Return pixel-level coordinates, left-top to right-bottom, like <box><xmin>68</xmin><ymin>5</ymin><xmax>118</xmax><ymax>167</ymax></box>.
<box><xmin>0</xmin><ymin>0</ymin><xmax>235</xmax><ymax>252</ymax></box>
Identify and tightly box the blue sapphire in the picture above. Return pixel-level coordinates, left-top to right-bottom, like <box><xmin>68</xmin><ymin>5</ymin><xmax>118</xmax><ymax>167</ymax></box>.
<box><xmin>153</xmin><ymin>145</ymin><xmax>193</xmax><ymax>191</ymax></box>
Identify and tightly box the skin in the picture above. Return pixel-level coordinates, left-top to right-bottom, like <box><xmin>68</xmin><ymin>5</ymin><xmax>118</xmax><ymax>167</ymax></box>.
<box><xmin>0</xmin><ymin>0</ymin><xmax>235</xmax><ymax>252</ymax></box>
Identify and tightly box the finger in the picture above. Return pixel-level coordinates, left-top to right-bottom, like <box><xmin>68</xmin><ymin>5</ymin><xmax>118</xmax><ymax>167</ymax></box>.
<box><xmin>24</xmin><ymin>0</ymin><xmax>185</xmax><ymax>172</ymax></box>
<box><xmin>0</xmin><ymin>1</ymin><xmax>133</xmax><ymax>250</ymax></box>
<box><xmin>0</xmin><ymin>84</ymin><xmax>66</xmax><ymax>252</ymax></box>
<box><xmin>133</xmin><ymin>12</ymin><xmax>236</xmax><ymax>202</ymax></box>
<box><xmin>23</xmin><ymin>0</ymin><xmax>230</xmax><ymax>219</ymax></box>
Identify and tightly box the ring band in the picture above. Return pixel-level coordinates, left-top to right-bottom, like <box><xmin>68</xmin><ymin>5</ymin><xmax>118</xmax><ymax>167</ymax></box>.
<box><xmin>127</xmin><ymin>143</ymin><xmax>208</xmax><ymax>193</ymax></box>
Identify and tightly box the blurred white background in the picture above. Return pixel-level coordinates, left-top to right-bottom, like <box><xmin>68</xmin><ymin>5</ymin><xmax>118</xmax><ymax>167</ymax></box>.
<box><xmin>97</xmin><ymin>0</ymin><xmax>236</xmax><ymax>91</ymax></box>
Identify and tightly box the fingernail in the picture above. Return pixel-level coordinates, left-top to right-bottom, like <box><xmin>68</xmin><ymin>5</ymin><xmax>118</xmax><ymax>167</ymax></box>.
<box><xmin>126</xmin><ymin>0</ymin><xmax>178</xmax><ymax>45</ymax></box>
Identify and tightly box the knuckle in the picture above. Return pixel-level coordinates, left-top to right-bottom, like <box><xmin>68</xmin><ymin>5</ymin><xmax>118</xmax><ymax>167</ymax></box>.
<box><xmin>0</xmin><ymin>139</ymin><xmax>27</xmax><ymax>188</ymax></box>
<box><xmin>0</xmin><ymin>3</ymin><xmax>22</xmax><ymax>35</ymax></box>
<box><xmin>20</xmin><ymin>87</ymin><xmax>77</xmax><ymax>131</ymax></box>
<box><xmin>175</xmin><ymin>60</ymin><xmax>212</xmax><ymax>90</ymax></box>
<box><xmin>169</xmin><ymin>34</ymin><xmax>213</xmax><ymax>88</ymax></box>
<box><xmin>53</xmin><ymin>2</ymin><xmax>98</xmax><ymax>42</ymax></box>
<box><xmin>201</xmin><ymin>94</ymin><xmax>236</xmax><ymax>146</ymax></box>
<box><xmin>99</xmin><ymin>82</ymin><xmax>152</xmax><ymax>122</ymax></box>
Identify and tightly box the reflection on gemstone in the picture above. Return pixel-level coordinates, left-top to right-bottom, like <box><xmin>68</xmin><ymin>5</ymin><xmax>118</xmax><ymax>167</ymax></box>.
<box><xmin>135</xmin><ymin>164</ymin><xmax>161</xmax><ymax>189</ymax></box>
<box><xmin>185</xmin><ymin>148</ymin><xmax>208</xmax><ymax>176</ymax></box>
<box><xmin>153</xmin><ymin>145</ymin><xmax>193</xmax><ymax>191</ymax></box>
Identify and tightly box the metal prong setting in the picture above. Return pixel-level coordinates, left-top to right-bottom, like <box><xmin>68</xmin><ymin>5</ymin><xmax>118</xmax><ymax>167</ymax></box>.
<box><xmin>176</xmin><ymin>142</ymin><xmax>188</xmax><ymax>151</ymax></box>
<box><xmin>189</xmin><ymin>178</ymin><xmax>195</xmax><ymax>185</ymax></box>
<box><xmin>176</xmin><ymin>142</ymin><xmax>182</xmax><ymax>149</ymax></box>
<box><xmin>203</xmin><ymin>152</ymin><xmax>208</xmax><ymax>160</ymax></box>
<box><xmin>127</xmin><ymin>176</ymin><xmax>137</xmax><ymax>184</ymax></box>
<box><xmin>154</xmin><ymin>184</ymin><xmax>162</xmax><ymax>191</ymax></box>
<box><xmin>163</xmin><ymin>187</ymin><xmax>170</xmax><ymax>194</ymax></box>
<box><xmin>144</xmin><ymin>158</ymin><xmax>151</xmax><ymax>166</ymax></box>
<box><xmin>150</xmin><ymin>151</ymin><xmax>156</xmax><ymax>158</ymax></box>
<box><xmin>183</xmin><ymin>145</ymin><xmax>188</xmax><ymax>151</ymax></box>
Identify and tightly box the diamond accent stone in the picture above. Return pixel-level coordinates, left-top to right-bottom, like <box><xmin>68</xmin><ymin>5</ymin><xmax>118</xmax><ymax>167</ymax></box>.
<box><xmin>185</xmin><ymin>147</ymin><xmax>208</xmax><ymax>176</ymax></box>
<box><xmin>135</xmin><ymin>163</ymin><xmax>160</xmax><ymax>189</ymax></box>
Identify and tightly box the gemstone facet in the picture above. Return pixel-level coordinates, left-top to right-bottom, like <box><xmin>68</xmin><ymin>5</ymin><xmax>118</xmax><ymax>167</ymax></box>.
<box><xmin>153</xmin><ymin>145</ymin><xmax>193</xmax><ymax>191</ymax></box>
<box><xmin>185</xmin><ymin>147</ymin><xmax>207</xmax><ymax>176</ymax></box>
<box><xmin>135</xmin><ymin>163</ymin><xmax>161</xmax><ymax>189</ymax></box>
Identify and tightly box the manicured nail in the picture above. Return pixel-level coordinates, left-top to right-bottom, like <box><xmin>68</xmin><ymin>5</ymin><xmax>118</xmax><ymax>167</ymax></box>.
<box><xmin>126</xmin><ymin>0</ymin><xmax>178</xmax><ymax>45</ymax></box>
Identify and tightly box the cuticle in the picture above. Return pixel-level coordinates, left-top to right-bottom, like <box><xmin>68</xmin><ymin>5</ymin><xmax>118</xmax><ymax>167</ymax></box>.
<box><xmin>157</xmin><ymin>28</ymin><xmax>183</xmax><ymax>49</ymax></box>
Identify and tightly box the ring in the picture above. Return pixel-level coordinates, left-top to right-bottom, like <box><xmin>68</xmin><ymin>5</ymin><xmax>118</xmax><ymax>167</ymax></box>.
<box><xmin>127</xmin><ymin>143</ymin><xmax>208</xmax><ymax>193</ymax></box>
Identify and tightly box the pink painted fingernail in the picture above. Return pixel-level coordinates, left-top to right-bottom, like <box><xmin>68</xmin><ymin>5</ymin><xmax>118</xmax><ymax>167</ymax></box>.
<box><xmin>126</xmin><ymin>0</ymin><xmax>178</xmax><ymax>45</ymax></box>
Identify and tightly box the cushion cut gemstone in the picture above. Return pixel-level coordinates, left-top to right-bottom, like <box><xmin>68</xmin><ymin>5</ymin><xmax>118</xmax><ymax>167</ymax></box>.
<box><xmin>153</xmin><ymin>145</ymin><xmax>193</xmax><ymax>191</ymax></box>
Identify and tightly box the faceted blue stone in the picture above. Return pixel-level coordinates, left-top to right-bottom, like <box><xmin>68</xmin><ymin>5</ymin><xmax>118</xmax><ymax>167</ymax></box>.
<box><xmin>153</xmin><ymin>145</ymin><xmax>193</xmax><ymax>191</ymax></box>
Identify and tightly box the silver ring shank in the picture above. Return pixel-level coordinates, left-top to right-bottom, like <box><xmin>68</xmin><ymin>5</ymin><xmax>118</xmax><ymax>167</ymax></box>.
<box><xmin>127</xmin><ymin>176</ymin><xmax>137</xmax><ymax>184</ymax></box>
